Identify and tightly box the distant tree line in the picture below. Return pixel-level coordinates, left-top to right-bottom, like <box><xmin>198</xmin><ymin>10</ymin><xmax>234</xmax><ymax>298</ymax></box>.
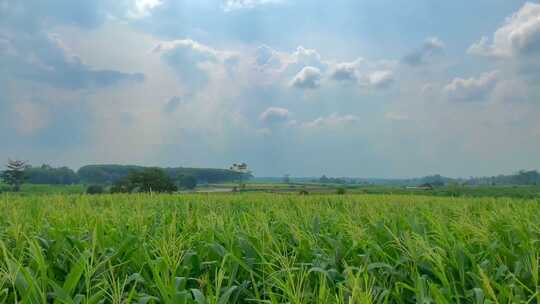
<box><xmin>314</xmin><ymin>172</ymin><xmax>540</xmax><ymax>187</ymax></box>
<box><xmin>6</xmin><ymin>164</ymin><xmax>250</xmax><ymax>185</ymax></box>
<box><xmin>465</xmin><ymin>170</ymin><xmax>540</xmax><ymax>186</ymax></box>
<box><xmin>24</xmin><ymin>164</ymin><xmax>80</xmax><ymax>185</ymax></box>
<box><xmin>1</xmin><ymin>162</ymin><xmax>253</xmax><ymax>192</ymax></box>
<box><xmin>317</xmin><ymin>175</ymin><xmax>350</xmax><ymax>185</ymax></box>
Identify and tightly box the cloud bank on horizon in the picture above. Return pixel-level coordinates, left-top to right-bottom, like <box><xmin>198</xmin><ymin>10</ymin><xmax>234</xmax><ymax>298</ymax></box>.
<box><xmin>1</xmin><ymin>0</ymin><xmax>539</xmax><ymax>177</ymax></box>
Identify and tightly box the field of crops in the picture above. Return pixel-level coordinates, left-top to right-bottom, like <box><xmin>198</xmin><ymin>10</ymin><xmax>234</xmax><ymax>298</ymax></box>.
<box><xmin>0</xmin><ymin>193</ymin><xmax>539</xmax><ymax>303</ymax></box>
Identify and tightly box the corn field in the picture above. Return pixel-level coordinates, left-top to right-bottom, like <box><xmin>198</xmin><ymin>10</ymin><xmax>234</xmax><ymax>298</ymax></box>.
<box><xmin>0</xmin><ymin>193</ymin><xmax>539</xmax><ymax>303</ymax></box>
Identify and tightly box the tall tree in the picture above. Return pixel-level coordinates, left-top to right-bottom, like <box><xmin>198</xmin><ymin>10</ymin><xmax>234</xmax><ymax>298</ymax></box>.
<box><xmin>1</xmin><ymin>160</ymin><xmax>28</xmax><ymax>192</ymax></box>
<box><xmin>230</xmin><ymin>163</ymin><xmax>252</xmax><ymax>189</ymax></box>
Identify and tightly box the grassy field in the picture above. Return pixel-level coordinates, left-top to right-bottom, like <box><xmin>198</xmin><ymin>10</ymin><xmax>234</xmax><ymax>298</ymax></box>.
<box><xmin>0</xmin><ymin>183</ymin><xmax>86</xmax><ymax>195</ymax></box>
<box><xmin>0</xmin><ymin>193</ymin><xmax>539</xmax><ymax>303</ymax></box>
<box><xmin>201</xmin><ymin>183</ymin><xmax>540</xmax><ymax>199</ymax></box>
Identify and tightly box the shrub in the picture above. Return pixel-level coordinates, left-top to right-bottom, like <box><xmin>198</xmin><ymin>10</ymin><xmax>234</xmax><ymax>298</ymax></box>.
<box><xmin>86</xmin><ymin>185</ymin><xmax>104</xmax><ymax>195</ymax></box>
<box><xmin>336</xmin><ymin>187</ymin><xmax>346</xmax><ymax>195</ymax></box>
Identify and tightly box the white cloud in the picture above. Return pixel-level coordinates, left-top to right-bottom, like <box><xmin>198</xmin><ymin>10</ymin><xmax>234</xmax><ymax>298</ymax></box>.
<box><xmin>403</xmin><ymin>37</ymin><xmax>445</xmax><ymax>65</ymax></box>
<box><xmin>292</xmin><ymin>46</ymin><xmax>323</xmax><ymax>67</ymax></box>
<box><xmin>153</xmin><ymin>38</ymin><xmax>239</xmax><ymax>90</ymax></box>
<box><xmin>129</xmin><ymin>0</ymin><xmax>163</xmax><ymax>18</ymax></box>
<box><xmin>468</xmin><ymin>2</ymin><xmax>540</xmax><ymax>58</ymax></box>
<box><xmin>259</xmin><ymin>107</ymin><xmax>291</xmax><ymax>124</ymax></box>
<box><xmin>444</xmin><ymin>70</ymin><xmax>500</xmax><ymax>102</ymax></box>
<box><xmin>330</xmin><ymin>59</ymin><xmax>363</xmax><ymax>82</ymax></box>
<box><xmin>426</xmin><ymin>37</ymin><xmax>445</xmax><ymax>49</ymax></box>
<box><xmin>251</xmin><ymin>44</ymin><xmax>396</xmax><ymax>91</ymax></box>
<box><xmin>223</xmin><ymin>0</ymin><xmax>283</xmax><ymax>11</ymax></box>
<box><xmin>153</xmin><ymin>39</ymin><xmax>236</xmax><ymax>62</ymax></box>
<box><xmin>329</xmin><ymin>58</ymin><xmax>396</xmax><ymax>89</ymax></box>
<box><xmin>362</xmin><ymin>70</ymin><xmax>394</xmax><ymax>88</ymax></box>
<box><xmin>468</xmin><ymin>36</ymin><xmax>493</xmax><ymax>57</ymax></box>
<box><xmin>290</xmin><ymin>66</ymin><xmax>322</xmax><ymax>89</ymax></box>
<box><xmin>302</xmin><ymin>113</ymin><xmax>359</xmax><ymax>129</ymax></box>
<box><xmin>255</xmin><ymin>45</ymin><xmax>283</xmax><ymax>68</ymax></box>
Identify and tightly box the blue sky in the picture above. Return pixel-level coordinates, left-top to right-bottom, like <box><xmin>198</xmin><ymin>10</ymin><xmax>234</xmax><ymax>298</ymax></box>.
<box><xmin>1</xmin><ymin>0</ymin><xmax>540</xmax><ymax>177</ymax></box>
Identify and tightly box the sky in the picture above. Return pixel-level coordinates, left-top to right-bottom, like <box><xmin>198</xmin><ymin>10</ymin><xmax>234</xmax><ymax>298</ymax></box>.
<box><xmin>1</xmin><ymin>0</ymin><xmax>540</xmax><ymax>178</ymax></box>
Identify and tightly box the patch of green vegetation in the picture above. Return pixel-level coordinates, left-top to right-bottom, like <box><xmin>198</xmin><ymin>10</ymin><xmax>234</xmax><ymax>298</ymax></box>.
<box><xmin>18</xmin><ymin>184</ymin><xmax>85</xmax><ymax>195</ymax></box>
<box><xmin>202</xmin><ymin>182</ymin><xmax>540</xmax><ymax>199</ymax></box>
<box><xmin>351</xmin><ymin>184</ymin><xmax>540</xmax><ymax>199</ymax></box>
<box><xmin>0</xmin><ymin>193</ymin><xmax>539</xmax><ymax>302</ymax></box>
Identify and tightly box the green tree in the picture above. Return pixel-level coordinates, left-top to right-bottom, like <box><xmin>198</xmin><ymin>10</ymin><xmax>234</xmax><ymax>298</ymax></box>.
<box><xmin>230</xmin><ymin>162</ymin><xmax>252</xmax><ymax>189</ymax></box>
<box><xmin>112</xmin><ymin>168</ymin><xmax>177</xmax><ymax>193</ymax></box>
<box><xmin>1</xmin><ymin>160</ymin><xmax>28</xmax><ymax>192</ymax></box>
<box><xmin>177</xmin><ymin>175</ymin><xmax>197</xmax><ymax>190</ymax></box>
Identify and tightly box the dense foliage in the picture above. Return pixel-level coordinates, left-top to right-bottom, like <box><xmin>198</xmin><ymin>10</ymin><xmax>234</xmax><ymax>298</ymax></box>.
<box><xmin>111</xmin><ymin>168</ymin><xmax>178</xmax><ymax>193</ymax></box>
<box><xmin>0</xmin><ymin>193</ymin><xmax>539</xmax><ymax>303</ymax></box>
<box><xmin>176</xmin><ymin>174</ymin><xmax>197</xmax><ymax>190</ymax></box>
<box><xmin>86</xmin><ymin>185</ymin><xmax>104</xmax><ymax>195</ymax></box>
<box><xmin>466</xmin><ymin>170</ymin><xmax>540</xmax><ymax>186</ymax></box>
<box><xmin>24</xmin><ymin>164</ymin><xmax>80</xmax><ymax>185</ymax></box>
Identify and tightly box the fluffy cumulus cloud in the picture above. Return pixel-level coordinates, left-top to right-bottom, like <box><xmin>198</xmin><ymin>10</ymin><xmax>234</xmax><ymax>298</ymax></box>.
<box><xmin>252</xmin><ymin>43</ymin><xmax>396</xmax><ymax>91</ymax></box>
<box><xmin>362</xmin><ymin>70</ymin><xmax>395</xmax><ymax>89</ymax></box>
<box><xmin>255</xmin><ymin>45</ymin><xmax>285</xmax><ymax>69</ymax></box>
<box><xmin>259</xmin><ymin>107</ymin><xmax>291</xmax><ymax>124</ymax></box>
<box><xmin>330</xmin><ymin>59</ymin><xmax>362</xmax><ymax>82</ymax></box>
<box><xmin>468</xmin><ymin>2</ymin><xmax>540</xmax><ymax>58</ymax></box>
<box><xmin>291</xmin><ymin>46</ymin><xmax>324</xmax><ymax>68</ymax></box>
<box><xmin>329</xmin><ymin>58</ymin><xmax>396</xmax><ymax>90</ymax></box>
<box><xmin>290</xmin><ymin>66</ymin><xmax>322</xmax><ymax>89</ymax></box>
<box><xmin>403</xmin><ymin>37</ymin><xmax>445</xmax><ymax>66</ymax></box>
<box><xmin>444</xmin><ymin>71</ymin><xmax>500</xmax><ymax>102</ymax></box>
<box><xmin>153</xmin><ymin>39</ymin><xmax>237</xmax><ymax>89</ymax></box>
<box><xmin>129</xmin><ymin>0</ymin><xmax>163</xmax><ymax>18</ymax></box>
